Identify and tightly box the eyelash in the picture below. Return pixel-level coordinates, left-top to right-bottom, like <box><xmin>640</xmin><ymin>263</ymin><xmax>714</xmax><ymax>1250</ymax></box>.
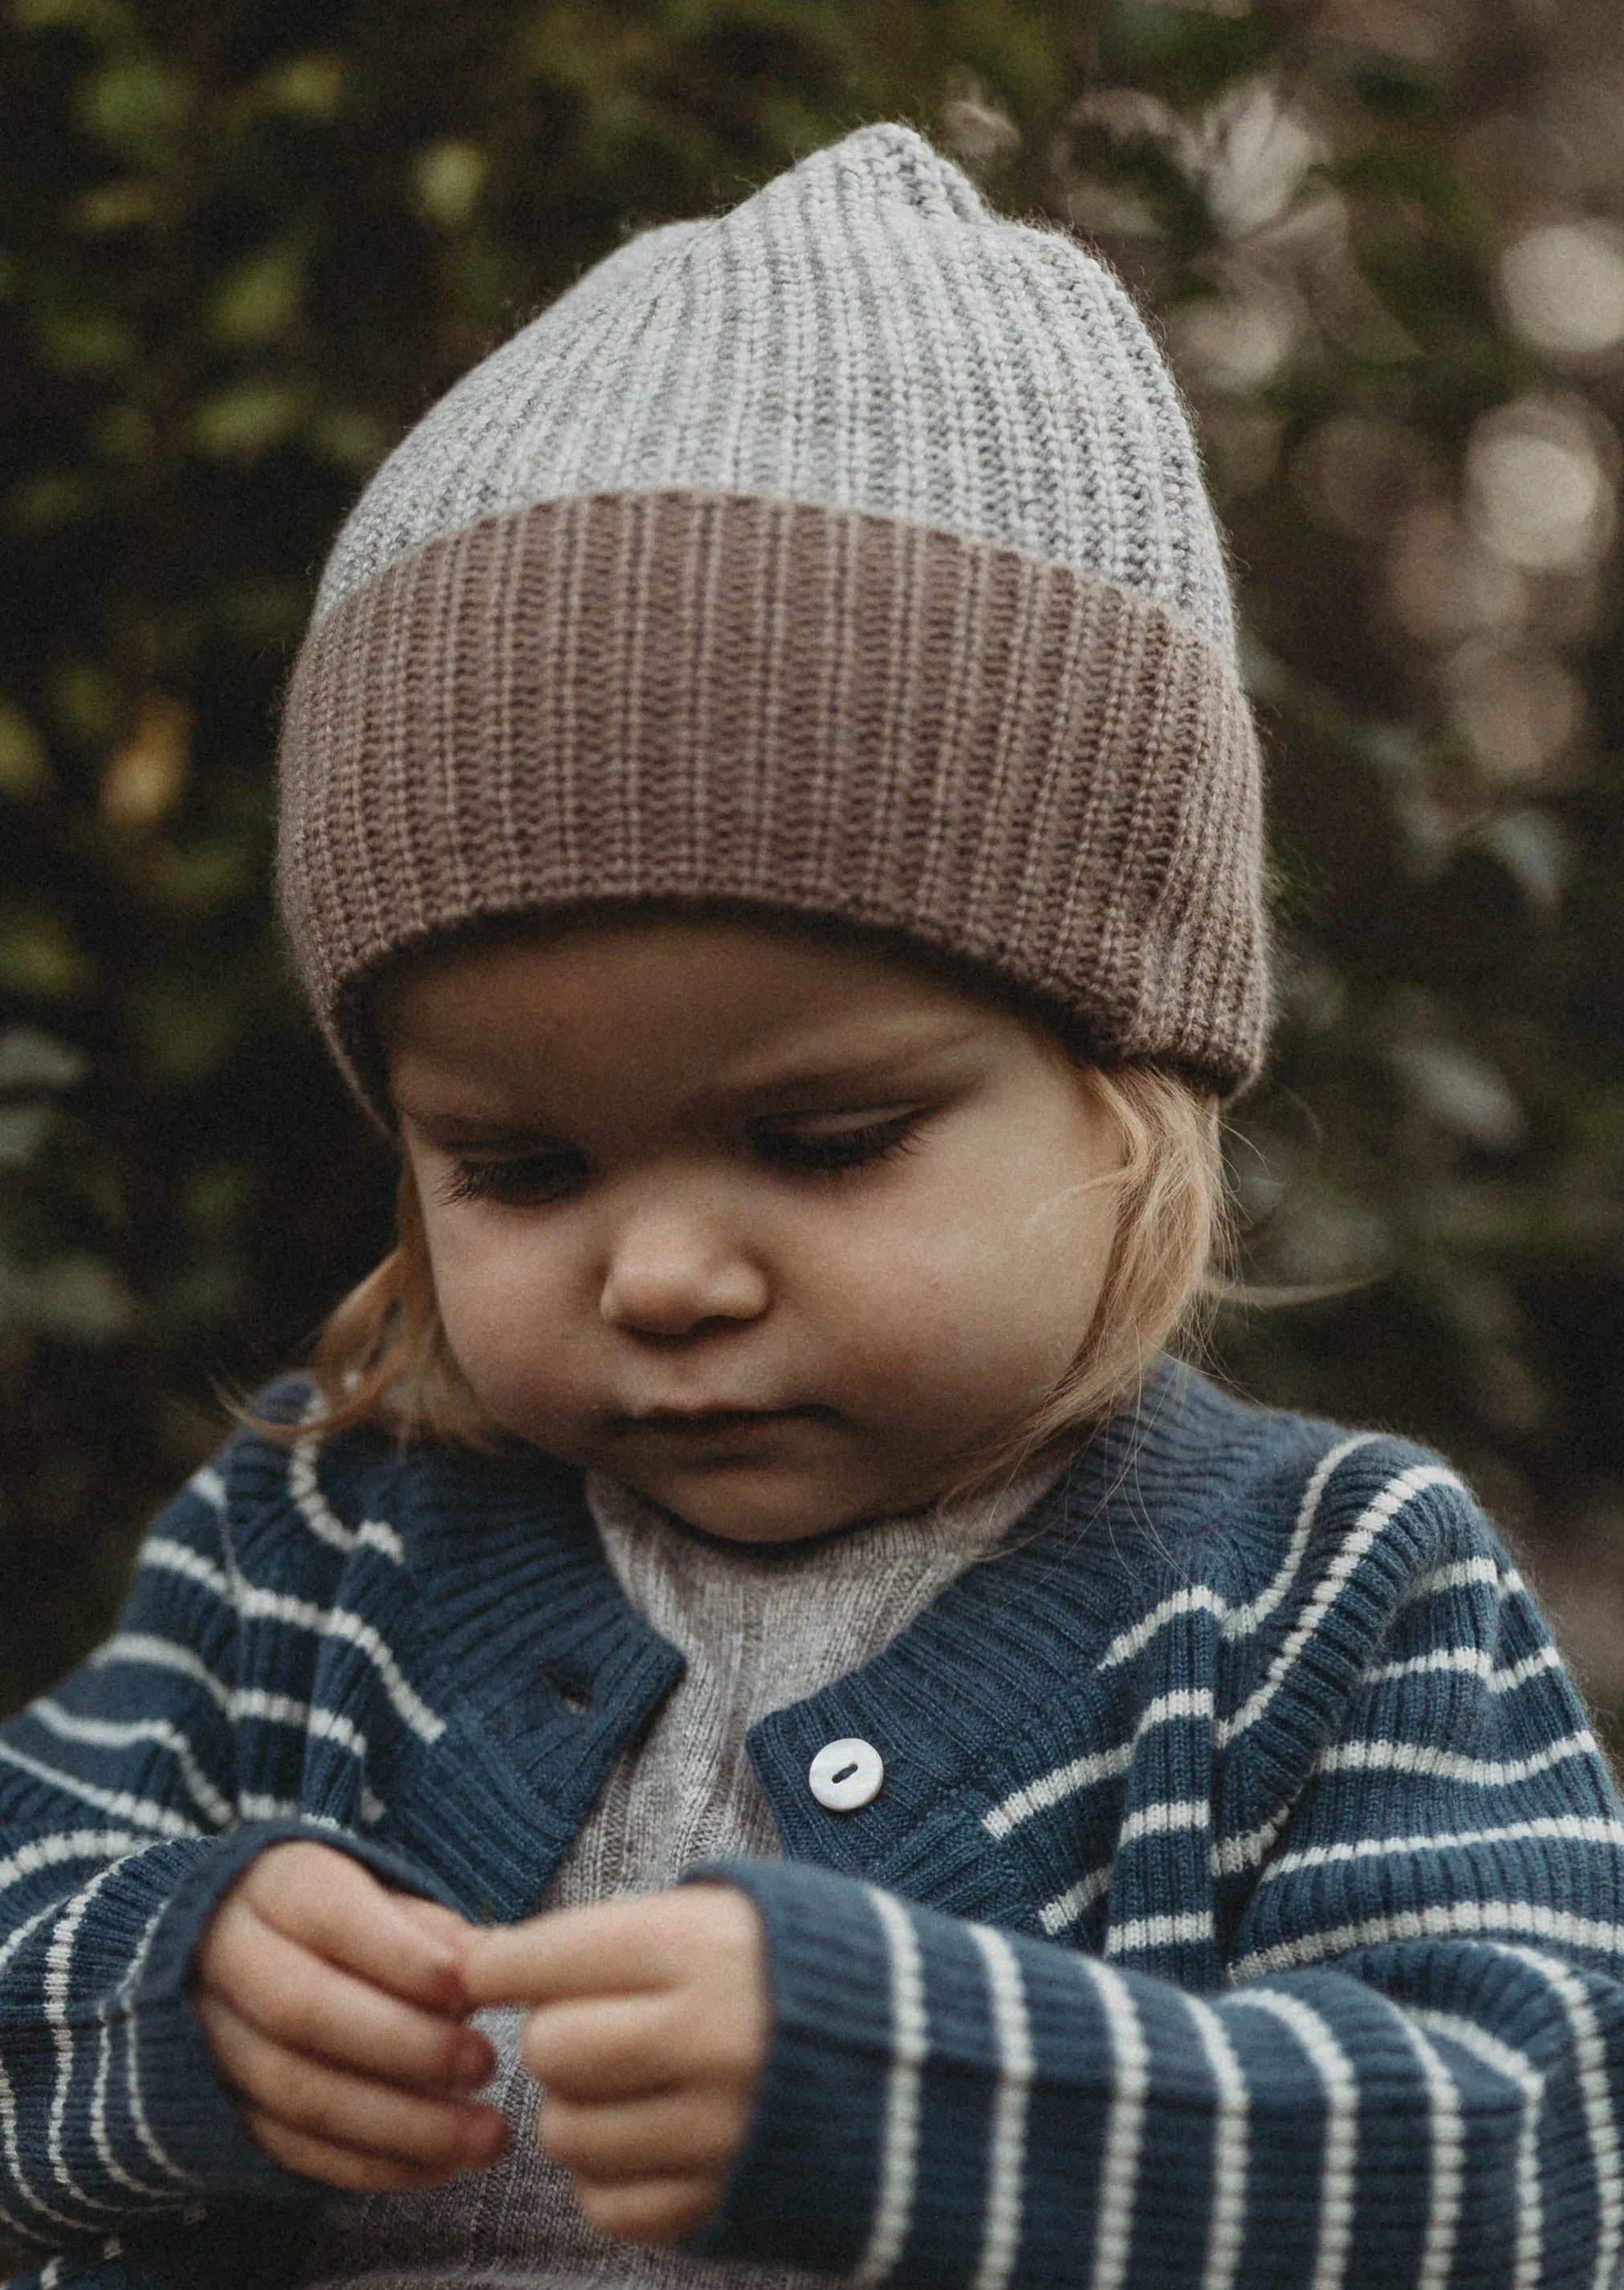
<box><xmin>434</xmin><ymin>1114</ymin><xmax>922</xmax><ymax>1206</ymax></box>
<box><xmin>436</xmin><ymin>1153</ymin><xmax>584</xmax><ymax>1208</ymax></box>
<box><xmin>756</xmin><ymin>1113</ymin><xmax>922</xmax><ymax>1175</ymax></box>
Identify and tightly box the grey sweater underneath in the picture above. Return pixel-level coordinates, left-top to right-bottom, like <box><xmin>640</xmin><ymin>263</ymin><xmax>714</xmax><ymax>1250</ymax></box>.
<box><xmin>295</xmin><ymin>1459</ymin><xmax>1063</xmax><ymax>2290</ymax></box>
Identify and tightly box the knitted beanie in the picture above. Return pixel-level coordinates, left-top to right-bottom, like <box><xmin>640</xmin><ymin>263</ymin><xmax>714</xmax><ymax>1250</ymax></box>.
<box><xmin>277</xmin><ymin>123</ymin><xmax>1269</xmax><ymax>1116</ymax></box>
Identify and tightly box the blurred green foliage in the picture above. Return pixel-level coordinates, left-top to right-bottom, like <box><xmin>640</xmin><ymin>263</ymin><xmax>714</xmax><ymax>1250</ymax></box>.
<box><xmin>2</xmin><ymin>0</ymin><xmax>1622</xmax><ymax>1730</ymax></box>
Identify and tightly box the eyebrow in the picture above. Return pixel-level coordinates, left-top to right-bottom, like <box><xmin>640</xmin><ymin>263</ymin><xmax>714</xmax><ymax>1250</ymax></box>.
<box><xmin>703</xmin><ymin>1024</ymin><xmax>987</xmax><ymax>1104</ymax></box>
<box><xmin>391</xmin><ymin>1020</ymin><xmax>990</xmax><ymax>1136</ymax></box>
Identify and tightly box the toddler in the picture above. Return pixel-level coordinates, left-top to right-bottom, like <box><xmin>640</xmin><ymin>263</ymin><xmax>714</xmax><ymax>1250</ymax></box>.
<box><xmin>4</xmin><ymin>123</ymin><xmax>1624</xmax><ymax>2290</ymax></box>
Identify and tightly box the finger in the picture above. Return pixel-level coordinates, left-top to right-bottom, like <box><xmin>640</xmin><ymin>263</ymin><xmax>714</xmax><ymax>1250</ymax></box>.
<box><xmin>573</xmin><ymin>2173</ymin><xmax>721</xmax><ymax>2245</ymax></box>
<box><xmin>241</xmin><ymin>2106</ymin><xmax>490</xmax><ymax>2193</ymax></box>
<box><xmin>519</xmin><ymin>1995</ymin><xmax>683</xmax><ymax>2100</ymax></box>
<box><xmin>519</xmin><ymin>1991</ymin><xmax>763</xmax><ymax>2103</ymax></box>
<box><xmin>463</xmin><ymin>1885</ymin><xmax>759</xmax><ymax>2009</ymax></box>
<box><xmin>198</xmin><ymin>1993</ymin><xmax>507</xmax><ymax>2171</ymax></box>
<box><xmin>541</xmin><ymin>2088</ymin><xmax>748</xmax><ymax>2183</ymax></box>
<box><xmin>198</xmin><ymin>1910</ymin><xmax>494</xmax><ymax>2088</ymax></box>
<box><xmin>462</xmin><ymin>1901</ymin><xmax>660</xmax><ymax>2008</ymax></box>
<box><xmin>396</xmin><ymin>1897</ymin><xmax>482</xmax><ymax>1954</ymax></box>
<box><xmin>244</xmin><ymin>1843</ymin><xmax>477</xmax><ymax>2011</ymax></box>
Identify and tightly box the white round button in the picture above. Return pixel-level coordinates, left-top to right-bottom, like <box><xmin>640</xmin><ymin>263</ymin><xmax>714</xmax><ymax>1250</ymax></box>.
<box><xmin>808</xmin><ymin>1738</ymin><xmax>884</xmax><ymax>1812</ymax></box>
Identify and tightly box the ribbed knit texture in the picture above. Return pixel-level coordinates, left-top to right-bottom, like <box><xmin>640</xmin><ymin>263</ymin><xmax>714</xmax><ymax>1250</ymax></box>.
<box><xmin>293</xmin><ymin>1461</ymin><xmax>1063</xmax><ymax>2289</ymax></box>
<box><xmin>565</xmin><ymin>1457</ymin><xmax>1064</xmax><ymax>1890</ymax></box>
<box><xmin>275</xmin><ymin>124</ymin><xmax>1271</xmax><ymax>1114</ymax></box>
<box><xmin>6</xmin><ymin>1359</ymin><xmax>1624</xmax><ymax>2289</ymax></box>
<box><xmin>310</xmin><ymin>135</ymin><xmax>1236</xmax><ymax>654</ymax></box>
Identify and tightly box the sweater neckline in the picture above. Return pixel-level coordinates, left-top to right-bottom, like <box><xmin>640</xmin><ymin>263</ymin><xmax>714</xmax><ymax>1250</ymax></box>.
<box><xmin>376</xmin><ymin>1355</ymin><xmax>1264</xmax><ymax>1915</ymax></box>
<box><xmin>397</xmin><ymin>1352</ymin><xmax>1255</xmax><ymax>1723</ymax></box>
<box><xmin>581</xmin><ymin>1440</ymin><xmax>1074</xmax><ymax>1585</ymax></box>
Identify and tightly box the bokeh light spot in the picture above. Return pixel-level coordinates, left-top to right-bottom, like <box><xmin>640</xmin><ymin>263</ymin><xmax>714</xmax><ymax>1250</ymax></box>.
<box><xmin>1170</xmin><ymin>293</ymin><xmax>1295</xmax><ymax>393</ymax></box>
<box><xmin>1466</xmin><ymin>400</ymin><xmax>1618</xmax><ymax>573</ymax></box>
<box><xmin>1500</xmin><ymin>221</ymin><xmax>1624</xmax><ymax>358</ymax></box>
<box><xmin>1447</xmin><ymin>647</ymin><xmax>1584</xmax><ymax>784</ymax></box>
<box><xmin>1388</xmin><ymin>503</ymin><xmax>1527</xmax><ymax>643</ymax></box>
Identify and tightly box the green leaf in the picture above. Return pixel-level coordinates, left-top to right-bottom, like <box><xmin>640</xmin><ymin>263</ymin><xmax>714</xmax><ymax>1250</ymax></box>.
<box><xmin>30</xmin><ymin>299</ymin><xmax>137</xmax><ymax>378</ymax></box>
<box><xmin>8</xmin><ymin>470</ymin><xmax>101</xmax><ymax>529</ymax></box>
<box><xmin>147</xmin><ymin>834</ymin><xmax>257</xmax><ymax>911</ymax></box>
<box><xmin>12</xmin><ymin>0</ymin><xmax>130</xmax><ymax>37</ymax></box>
<box><xmin>47</xmin><ymin>661</ymin><xmax>119</xmax><ymax>746</ymax></box>
<box><xmin>23</xmin><ymin>1255</ymin><xmax>136</xmax><ymax>1340</ymax></box>
<box><xmin>245</xmin><ymin>53</ymin><xmax>348</xmax><ymax>121</ymax></box>
<box><xmin>74</xmin><ymin>179</ymin><xmax>162</xmax><ymax>232</ymax></box>
<box><xmin>212</xmin><ymin>239</ymin><xmax>307</xmax><ymax>347</ymax></box>
<box><xmin>412</xmin><ymin>139</ymin><xmax>488</xmax><ymax>229</ymax></box>
<box><xmin>0</xmin><ymin>705</ymin><xmax>50</xmax><ymax>798</ymax></box>
<box><xmin>1331</xmin><ymin>144</ymin><xmax>1484</xmax><ymax>238</ymax></box>
<box><xmin>0</xmin><ymin>911</ymin><xmax>91</xmax><ymax>999</ymax></box>
<box><xmin>0</xmin><ymin>1105</ymin><xmax>55</xmax><ymax>1165</ymax></box>
<box><xmin>189</xmin><ymin>381</ymin><xmax>305</xmax><ymax>458</ymax></box>
<box><xmin>307</xmin><ymin>406</ymin><xmax>393</xmax><ymax>475</ymax></box>
<box><xmin>78</xmin><ymin>56</ymin><xmax>189</xmax><ymax>165</ymax></box>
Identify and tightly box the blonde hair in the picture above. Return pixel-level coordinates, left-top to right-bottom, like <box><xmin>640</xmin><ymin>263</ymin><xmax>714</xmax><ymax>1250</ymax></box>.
<box><xmin>284</xmin><ymin>1061</ymin><xmax>1231</xmax><ymax>1478</ymax></box>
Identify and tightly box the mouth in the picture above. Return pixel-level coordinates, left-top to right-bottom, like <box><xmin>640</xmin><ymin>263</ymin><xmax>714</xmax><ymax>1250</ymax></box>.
<box><xmin>617</xmin><ymin>1404</ymin><xmax>830</xmax><ymax>1443</ymax></box>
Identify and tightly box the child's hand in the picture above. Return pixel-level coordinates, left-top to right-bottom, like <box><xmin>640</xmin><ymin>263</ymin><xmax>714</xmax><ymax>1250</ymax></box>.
<box><xmin>190</xmin><ymin>1840</ymin><xmax>508</xmax><ymax>2190</ymax></box>
<box><xmin>462</xmin><ymin>1884</ymin><xmax>768</xmax><ymax>2244</ymax></box>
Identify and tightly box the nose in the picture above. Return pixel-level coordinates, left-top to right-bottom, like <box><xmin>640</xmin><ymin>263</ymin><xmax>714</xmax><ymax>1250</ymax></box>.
<box><xmin>598</xmin><ymin>1204</ymin><xmax>771</xmax><ymax>1339</ymax></box>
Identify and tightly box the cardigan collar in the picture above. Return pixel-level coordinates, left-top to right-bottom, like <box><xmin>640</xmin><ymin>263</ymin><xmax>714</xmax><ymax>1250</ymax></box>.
<box><xmin>372</xmin><ymin>1357</ymin><xmax>1259</xmax><ymax>1921</ymax></box>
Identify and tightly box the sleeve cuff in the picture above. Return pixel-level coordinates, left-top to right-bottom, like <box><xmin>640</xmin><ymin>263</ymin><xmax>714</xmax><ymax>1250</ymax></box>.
<box><xmin>132</xmin><ymin>1819</ymin><xmax>462</xmax><ymax>2203</ymax></box>
<box><xmin>680</xmin><ymin>1858</ymin><xmax>923</xmax><ymax>2276</ymax></box>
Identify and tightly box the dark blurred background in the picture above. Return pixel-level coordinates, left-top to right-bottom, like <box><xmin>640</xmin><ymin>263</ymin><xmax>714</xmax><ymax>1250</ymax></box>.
<box><xmin>2</xmin><ymin>0</ymin><xmax>1622</xmax><ymax>1730</ymax></box>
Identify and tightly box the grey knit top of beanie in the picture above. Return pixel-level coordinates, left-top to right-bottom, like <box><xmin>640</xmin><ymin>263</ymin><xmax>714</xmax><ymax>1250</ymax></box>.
<box><xmin>277</xmin><ymin>123</ymin><xmax>1270</xmax><ymax>1118</ymax></box>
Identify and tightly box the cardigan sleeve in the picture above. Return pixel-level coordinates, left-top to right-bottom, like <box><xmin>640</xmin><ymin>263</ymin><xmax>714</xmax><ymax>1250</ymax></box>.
<box><xmin>0</xmin><ymin>1452</ymin><xmax>448</xmax><ymax>2265</ymax></box>
<box><xmin>693</xmin><ymin>1473</ymin><xmax>1624</xmax><ymax>2290</ymax></box>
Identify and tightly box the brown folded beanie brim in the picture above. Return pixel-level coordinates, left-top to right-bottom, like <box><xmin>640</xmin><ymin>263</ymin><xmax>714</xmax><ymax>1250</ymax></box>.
<box><xmin>278</xmin><ymin>490</ymin><xmax>1268</xmax><ymax>1120</ymax></box>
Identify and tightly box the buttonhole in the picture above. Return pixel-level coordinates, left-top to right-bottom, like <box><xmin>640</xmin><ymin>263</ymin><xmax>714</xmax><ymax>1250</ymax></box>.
<box><xmin>831</xmin><ymin>1761</ymin><xmax>860</xmax><ymax>1786</ymax></box>
<box><xmin>545</xmin><ymin>1667</ymin><xmax>591</xmax><ymax>1717</ymax></box>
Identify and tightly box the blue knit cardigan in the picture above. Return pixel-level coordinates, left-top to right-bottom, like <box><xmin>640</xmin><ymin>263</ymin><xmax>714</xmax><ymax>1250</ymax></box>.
<box><xmin>3</xmin><ymin>1359</ymin><xmax>1624</xmax><ymax>2290</ymax></box>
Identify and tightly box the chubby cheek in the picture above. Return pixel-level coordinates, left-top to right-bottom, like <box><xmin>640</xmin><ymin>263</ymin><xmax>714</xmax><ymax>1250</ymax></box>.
<box><xmin>822</xmin><ymin>1277</ymin><xmax>942</xmax><ymax>1408</ymax></box>
<box><xmin>801</xmin><ymin>1208</ymin><xmax>1091</xmax><ymax>1435</ymax></box>
<box><xmin>422</xmin><ymin>1222</ymin><xmax>596</xmax><ymax>1440</ymax></box>
<box><xmin>872</xmin><ymin>1135</ymin><xmax>1111</xmax><ymax>1422</ymax></box>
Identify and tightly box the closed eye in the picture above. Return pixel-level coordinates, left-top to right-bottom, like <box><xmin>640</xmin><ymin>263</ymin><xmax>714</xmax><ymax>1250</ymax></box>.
<box><xmin>430</xmin><ymin>1110</ymin><xmax>928</xmax><ymax>1203</ymax></box>
<box><xmin>435</xmin><ymin>1145</ymin><xmax>588</xmax><ymax>1206</ymax></box>
<box><xmin>750</xmin><ymin>1111</ymin><xmax>923</xmax><ymax>1176</ymax></box>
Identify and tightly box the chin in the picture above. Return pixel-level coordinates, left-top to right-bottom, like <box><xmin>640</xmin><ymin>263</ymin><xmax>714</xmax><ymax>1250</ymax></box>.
<box><xmin>632</xmin><ymin>1468</ymin><xmax>874</xmax><ymax>1546</ymax></box>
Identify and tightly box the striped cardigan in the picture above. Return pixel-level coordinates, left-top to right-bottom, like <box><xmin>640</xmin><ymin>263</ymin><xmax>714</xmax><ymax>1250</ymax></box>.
<box><xmin>3</xmin><ymin>1358</ymin><xmax>1624</xmax><ymax>2289</ymax></box>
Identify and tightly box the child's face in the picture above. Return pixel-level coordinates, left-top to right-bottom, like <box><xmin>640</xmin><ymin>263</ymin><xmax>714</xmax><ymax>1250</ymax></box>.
<box><xmin>380</xmin><ymin>913</ymin><xmax>1124</xmax><ymax>1543</ymax></box>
